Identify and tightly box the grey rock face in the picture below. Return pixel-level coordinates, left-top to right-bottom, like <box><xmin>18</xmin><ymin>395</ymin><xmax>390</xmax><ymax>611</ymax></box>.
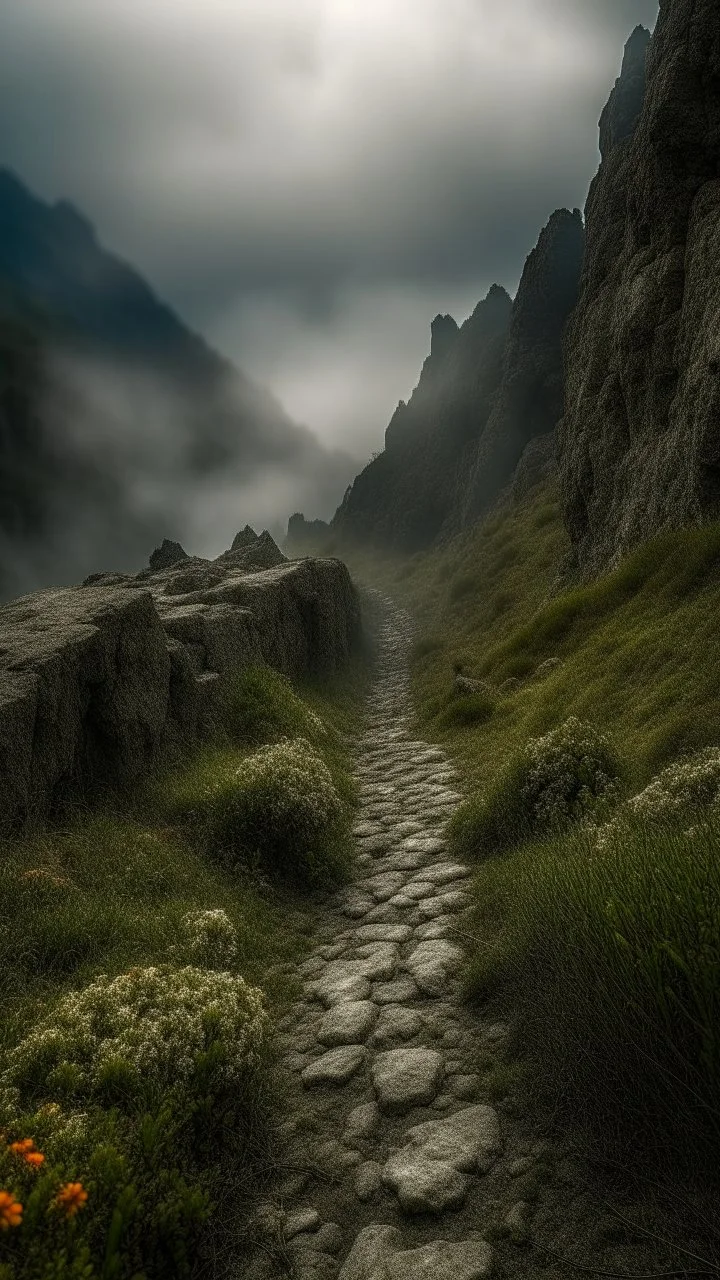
<box><xmin>0</xmin><ymin>552</ymin><xmax>360</xmax><ymax>833</ymax></box>
<box><xmin>462</xmin><ymin>208</ymin><xmax>585</xmax><ymax>526</ymax></box>
<box><xmin>149</xmin><ymin>539</ymin><xmax>189</xmax><ymax>572</ymax></box>
<box><xmin>382</xmin><ymin>1106</ymin><xmax>501</xmax><ymax>1213</ymax></box>
<box><xmin>559</xmin><ymin>12</ymin><xmax>720</xmax><ymax>574</ymax></box>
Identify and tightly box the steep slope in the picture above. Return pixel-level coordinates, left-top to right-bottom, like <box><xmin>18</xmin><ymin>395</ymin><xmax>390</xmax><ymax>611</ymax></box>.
<box><xmin>558</xmin><ymin>9</ymin><xmax>720</xmax><ymax>574</ymax></box>
<box><xmin>461</xmin><ymin>208</ymin><xmax>585</xmax><ymax>524</ymax></box>
<box><xmin>0</xmin><ymin>169</ymin><xmax>349</xmax><ymax>596</ymax></box>
<box><xmin>331</xmin><ymin>286</ymin><xmax>512</xmax><ymax>550</ymax></box>
<box><xmin>326</xmin><ymin>207</ymin><xmax>584</xmax><ymax>554</ymax></box>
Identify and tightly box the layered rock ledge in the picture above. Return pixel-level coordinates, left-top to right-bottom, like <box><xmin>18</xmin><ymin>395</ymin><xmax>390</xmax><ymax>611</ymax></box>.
<box><xmin>0</xmin><ymin>532</ymin><xmax>360</xmax><ymax>833</ymax></box>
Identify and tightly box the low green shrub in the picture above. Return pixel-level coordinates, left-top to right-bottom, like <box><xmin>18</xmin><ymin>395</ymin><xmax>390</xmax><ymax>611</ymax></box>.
<box><xmin>222</xmin><ymin>665</ymin><xmax>325</xmax><ymax>745</ymax></box>
<box><xmin>599</xmin><ymin>747</ymin><xmax>720</xmax><ymax>842</ymax></box>
<box><xmin>466</xmin><ymin>816</ymin><xmax>720</xmax><ymax>1168</ymax></box>
<box><xmin>450</xmin><ymin>716</ymin><xmax>622</xmax><ymax>857</ymax></box>
<box><xmin>435</xmin><ymin>692</ymin><xmax>495</xmax><ymax>730</ymax></box>
<box><xmin>0</xmin><ymin>965</ymin><xmax>270</xmax><ymax>1278</ymax></box>
<box><xmin>183</xmin><ymin>737</ymin><xmax>349</xmax><ymax>885</ymax></box>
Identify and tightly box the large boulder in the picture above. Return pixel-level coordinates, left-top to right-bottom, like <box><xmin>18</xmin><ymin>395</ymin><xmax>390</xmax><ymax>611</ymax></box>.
<box><xmin>0</xmin><ymin>553</ymin><xmax>361</xmax><ymax>834</ymax></box>
<box><xmin>558</xmin><ymin>11</ymin><xmax>720</xmax><ymax>574</ymax></box>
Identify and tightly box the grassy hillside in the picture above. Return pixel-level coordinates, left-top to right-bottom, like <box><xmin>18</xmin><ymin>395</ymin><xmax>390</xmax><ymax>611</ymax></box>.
<box><xmin>335</xmin><ymin>486</ymin><xmax>720</xmax><ymax>1233</ymax></box>
<box><xmin>0</xmin><ymin>657</ymin><xmax>369</xmax><ymax>1279</ymax></box>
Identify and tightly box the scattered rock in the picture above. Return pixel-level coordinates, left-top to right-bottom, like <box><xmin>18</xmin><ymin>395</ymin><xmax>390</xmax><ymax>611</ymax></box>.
<box><xmin>302</xmin><ymin>1046</ymin><xmax>366</xmax><ymax>1087</ymax></box>
<box><xmin>372</xmin><ymin>1047</ymin><xmax>445</xmax><ymax>1113</ymax></box>
<box><xmin>354</xmin><ymin>1161</ymin><xmax>383</xmax><ymax>1202</ymax></box>
<box><xmin>337</xmin><ymin>1224</ymin><xmax>493</xmax><ymax>1280</ymax></box>
<box><xmin>318</xmin><ymin>1002</ymin><xmax>378</xmax><ymax>1047</ymax></box>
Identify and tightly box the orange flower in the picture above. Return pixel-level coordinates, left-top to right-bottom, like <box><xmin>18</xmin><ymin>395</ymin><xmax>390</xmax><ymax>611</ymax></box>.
<box><xmin>24</xmin><ymin>1151</ymin><xmax>45</xmax><ymax>1168</ymax></box>
<box><xmin>8</xmin><ymin>1139</ymin><xmax>34</xmax><ymax>1155</ymax></box>
<box><xmin>54</xmin><ymin>1183</ymin><xmax>88</xmax><ymax>1218</ymax></box>
<box><xmin>0</xmin><ymin>1191</ymin><xmax>23</xmax><ymax>1230</ymax></box>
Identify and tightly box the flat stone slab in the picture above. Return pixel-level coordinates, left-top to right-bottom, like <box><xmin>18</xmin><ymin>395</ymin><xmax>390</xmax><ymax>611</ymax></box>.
<box><xmin>382</xmin><ymin>1105</ymin><xmax>501</xmax><ymax>1212</ymax></box>
<box><xmin>312</xmin><ymin>966</ymin><xmax>373</xmax><ymax>1007</ymax></box>
<box><xmin>373</xmin><ymin>1005</ymin><xmax>423</xmax><ymax>1047</ymax></box>
<box><xmin>372</xmin><ymin>1047</ymin><xmax>445</xmax><ymax>1113</ymax></box>
<box><xmin>405</xmin><ymin>940</ymin><xmax>464</xmax><ymax>995</ymax></box>
<box><xmin>372</xmin><ymin>978</ymin><xmax>419</xmax><ymax>1005</ymax></box>
<box><xmin>419</xmin><ymin>864</ymin><xmax>471</xmax><ymax>884</ymax></box>
<box><xmin>338</xmin><ymin>1224</ymin><xmax>493</xmax><ymax>1279</ymax></box>
<box><xmin>354</xmin><ymin>924</ymin><xmax>413</xmax><ymax>943</ymax></box>
<box><xmin>302</xmin><ymin>1046</ymin><xmax>366</xmax><ymax>1087</ymax></box>
<box><xmin>318</xmin><ymin>1001</ymin><xmax>378</xmax><ymax>1047</ymax></box>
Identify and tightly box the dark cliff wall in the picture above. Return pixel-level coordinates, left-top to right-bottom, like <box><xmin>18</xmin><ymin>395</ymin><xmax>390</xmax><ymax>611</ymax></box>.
<box><xmin>329</xmin><ymin>206</ymin><xmax>584</xmax><ymax>552</ymax></box>
<box><xmin>461</xmin><ymin>207</ymin><xmax>585</xmax><ymax>525</ymax></box>
<box><xmin>332</xmin><ymin>286</ymin><xmax>512</xmax><ymax>550</ymax></box>
<box><xmin>558</xmin><ymin>7</ymin><xmax>720</xmax><ymax>574</ymax></box>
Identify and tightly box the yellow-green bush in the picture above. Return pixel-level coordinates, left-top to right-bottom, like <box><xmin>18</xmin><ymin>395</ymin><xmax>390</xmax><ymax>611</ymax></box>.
<box><xmin>450</xmin><ymin>715</ymin><xmax>622</xmax><ymax>857</ymax></box>
<box><xmin>0</xmin><ymin>965</ymin><xmax>271</xmax><ymax>1278</ymax></box>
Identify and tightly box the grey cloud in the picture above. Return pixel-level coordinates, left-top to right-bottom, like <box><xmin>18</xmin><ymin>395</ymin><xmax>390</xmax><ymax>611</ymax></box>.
<box><xmin>0</xmin><ymin>0</ymin><xmax>659</xmax><ymax>467</ymax></box>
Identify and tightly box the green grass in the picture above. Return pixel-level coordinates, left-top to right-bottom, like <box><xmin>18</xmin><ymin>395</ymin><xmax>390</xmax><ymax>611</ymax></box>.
<box><xmin>0</xmin><ymin>657</ymin><xmax>369</xmax><ymax>1278</ymax></box>
<box><xmin>331</xmin><ymin>486</ymin><xmax>720</xmax><ymax>1196</ymax></box>
<box><xmin>465</xmin><ymin>815</ymin><xmax>720</xmax><ymax>1171</ymax></box>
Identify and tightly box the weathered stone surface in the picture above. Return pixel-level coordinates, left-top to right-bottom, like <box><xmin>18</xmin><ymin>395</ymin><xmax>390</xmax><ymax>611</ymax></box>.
<box><xmin>0</xmin><ymin>552</ymin><xmax>360</xmax><ymax>834</ymax></box>
<box><xmin>312</xmin><ymin>965</ymin><xmax>373</xmax><ymax>1008</ymax></box>
<box><xmin>382</xmin><ymin>1106</ymin><xmax>501</xmax><ymax>1213</ymax></box>
<box><xmin>318</xmin><ymin>1001</ymin><xmax>377</xmax><ymax>1047</ymax></box>
<box><xmin>372</xmin><ymin>1006</ymin><xmax>423</xmax><ymax>1048</ymax></box>
<box><xmin>338</xmin><ymin>1224</ymin><xmax>493</xmax><ymax>1280</ymax></box>
<box><xmin>559</xmin><ymin>12</ymin><xmax>720</xmax><ymax>574</ymax></box>
<box><xmin>344</xmin><ymin>1102</ymin><xmax>380</xmax><ymax>1144</ymax></box>
<box><xmin>405</xmin><ymin>940</ymin><xmax>464</xmax><ymax>995</ymax></box>
<box><xmin>302</xmin><ymin>1046</ymin><xmax>366</xmax><ymax>1087</ymax></box>
<box><xmin>285</xmin><ymin>1208</ymin><xmax>321</xmax><ymax>1239</ymax></box>
<box><xmin>372</xmin><ymin>1048</ymin><xmax>445</xmax><ymax>1113</ymax></box>
<box><xmin>354</xmin><ymin>1161</ymin><xmax>383</xmax><ymax>1202</ymax></box>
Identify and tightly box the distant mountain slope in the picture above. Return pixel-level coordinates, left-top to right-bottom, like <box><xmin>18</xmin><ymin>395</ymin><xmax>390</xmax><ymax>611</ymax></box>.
<box><xmin>327</xmin><ymin>209</ymin><xmax>584</xmax><ymax>552</ymax></box>
<box><xmin>0</xmin><ymin>169</ymin><xmax>349</xmax><ymax>597</ymax></box>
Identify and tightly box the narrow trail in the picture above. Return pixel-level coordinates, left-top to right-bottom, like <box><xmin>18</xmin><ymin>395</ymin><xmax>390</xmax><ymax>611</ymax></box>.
<box><xmin>240</xmin><ymin>595</ymin><xmax>656</xmax><ymax>1280</ymax></box>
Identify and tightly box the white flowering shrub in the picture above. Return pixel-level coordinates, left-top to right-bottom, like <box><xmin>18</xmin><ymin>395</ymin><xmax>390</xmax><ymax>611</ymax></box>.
<box><xmin>1</xmin><ymin>964</ymin><xmax>269</xmax><ymax>1109</ymax></box>
<box><xmin>598</xmin><ymin>747</ymin><xmax>720</xmax><ymax>844</ymax></box>
<box><xmin>519</xmin><ymin>717</ymin><xmax>620</xmax><ymax>829</ymax></box>
<box><xmin>202</xmin><ymin>737</ymin><xmax>347</xmax><ymax>883</ymax></box>
<box><xmin>182</xmin><ymin>908</ymin><xmax>238</xmax><ymax>969</ymax></box>
<box><xmin>451</xmin><ymin>716</ymin><xmax>622</xmax><ymax>856</ymax></box>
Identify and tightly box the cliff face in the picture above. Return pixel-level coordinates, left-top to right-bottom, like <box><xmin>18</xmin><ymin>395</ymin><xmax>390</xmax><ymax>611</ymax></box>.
<box><xmin>558</xmin><ymin>8</ymin><xmax>720</xmax><ymax>574</ymax></box>
<box><xmin>461</xmin><ymin>208</ymin><xmax>585</xmax><ymax>524</ymax></box>
<box><xmin>331</xmin><ymin>287</ymin><xmax>512</xmax><ymax>550</ymax></box>
<box><xmin>0</xmin><ymin>533</ymin><xmax>360</xmax><ymax>834</ymax></box>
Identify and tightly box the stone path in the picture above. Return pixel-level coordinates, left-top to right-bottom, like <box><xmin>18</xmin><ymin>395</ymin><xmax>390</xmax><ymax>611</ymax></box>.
<box><xmin>239</xmin><ymin>597</ymin><xmax>572</xmax><ymax>1279</ymax></box>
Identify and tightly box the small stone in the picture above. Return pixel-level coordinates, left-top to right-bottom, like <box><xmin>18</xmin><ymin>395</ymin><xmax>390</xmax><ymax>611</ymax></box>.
<box><xmin>448</xmin><ymin>1074</ymin><xmax>479</xmax><ymax>1100</ymax></box>
<box><xmin>318</xmin><ymin>1001</ymin><xmax>377</xmax><ymax>1047</ymax></box>
<box><xmin>372</xmin><ymin>1047</ymin><xmax>445</xmax><ymax>1113</ymax></box>
<box><xmin>505</xmin><ymin>1200</ymin><xmax>532</xmax><ymax>1244</ymax></box>
<box><xmin>372</xmin><ymin>1005</ymin><xmax>423</xmax><ymax>1047</ymax></box>
<box><xmin>372</xmin><ymin>979</ymin><xmax>419</xmax><ymax>1005</ymax></box>
<box><xmin>285</xmin><ymin>1208</ymin><xmax>321</xmax><ymax>1239</ymax></box>
<box><xmin>354</xmin><ymin>1160</ymin><xmax>383</xmax><ymax>1202</ymax></box>
<box><xmin>314</xmin><ymin>1223</ymin><xmax>343</xmax><ymax>1256</ymax></box>
<box><xmin>405</xmin><ymin>940</ymin><xmax>464</xmax><ymax>995</ymax></box>
<box><xmin>302</xmin><ymin>1046</ymin><xmax>366</xmax><ymax>1087</ymax></box>
<box><xmin>382</xmin><ymin>1149</ymin><xmax>469</xmax><ymax>1213</ymax></box>
<box><xmin>354</xmin><ymin>924</ymin><xmax>413</xmax><ymax>943</ymax></box>
<box><xmin>344</xmin><ymin>1101</ymin><xmax>381</xmax><ymax>1143</ymax></box>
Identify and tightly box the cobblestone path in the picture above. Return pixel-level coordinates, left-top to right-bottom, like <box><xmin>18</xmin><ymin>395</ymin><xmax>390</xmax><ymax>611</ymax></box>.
<box><xmin>240</xmin><ymin>596</ymin><xmax>566</xmax><ymax>1279</ymax></box>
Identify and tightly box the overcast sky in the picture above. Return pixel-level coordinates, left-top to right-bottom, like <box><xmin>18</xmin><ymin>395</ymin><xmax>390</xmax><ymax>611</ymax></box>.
<box><xmin>1</xmin><ymin>0</ymin><xmax>658</xmax><ymax>476</ymax></box>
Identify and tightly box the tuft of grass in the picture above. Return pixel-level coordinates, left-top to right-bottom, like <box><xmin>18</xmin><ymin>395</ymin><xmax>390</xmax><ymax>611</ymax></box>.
<box><xmin>465</xmin><ymin>815</ymin><xmax>720</xmax><ymax>1172</ymax></box>
<box><xmin>435</xmin><ymin>692</ymin><xmax>495</xmax><ymax>731</ymax></box>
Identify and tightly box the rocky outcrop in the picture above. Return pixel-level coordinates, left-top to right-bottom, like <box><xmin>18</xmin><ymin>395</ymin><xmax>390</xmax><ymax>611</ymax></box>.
<box><xmin>461</xmin><ymin>208</ymin><xmax>584</xmax><ymax>524</ymax></box>
<box><xmin>329</xmin><ymin>208</ymin><xmax>584</xmax><ymax>552</ymax></box>
<box><xmin>149</xmin><ymin>539</ymin><xmax>189</xmax><ymax>572</ymax></box>
<box><xmin>0</xmin><ymin>545</ymin><xmax>360</xmax><ymax>833</ymax></box>
<box><xmin>286</xmin><ymin>513</ymin><xmax>332</xmax><ymax>556</ymax></box>
<box><xmin>331</xmin><ymin>287</ymin><xmax>512</xmax><ymax>550</ymax></box>
<box><xmin>558</xmin><ymin>10</ymin><xmax>720</xmax><ymax>574</ymax></box>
